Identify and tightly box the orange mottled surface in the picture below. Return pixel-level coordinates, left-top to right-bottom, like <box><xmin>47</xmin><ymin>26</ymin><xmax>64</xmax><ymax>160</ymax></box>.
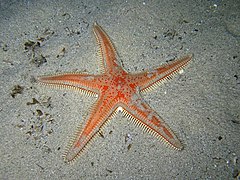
<box><xmin>38</xmin><ymin>22</ymin><xmax>192</xmax><ymax>163</ymax></box>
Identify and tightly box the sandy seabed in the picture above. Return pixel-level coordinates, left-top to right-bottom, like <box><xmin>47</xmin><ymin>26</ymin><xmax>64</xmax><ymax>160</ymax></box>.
<box><xmin>0</xmin><ymin>0</ymin><xmax>239</xmax><ymax>179</ymax></box>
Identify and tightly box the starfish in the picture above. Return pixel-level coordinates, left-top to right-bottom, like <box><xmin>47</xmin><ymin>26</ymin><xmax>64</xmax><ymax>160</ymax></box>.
<box><xmin>37</xmin><ymin>22</ymin><xmax>192</xmax><ymax>163</ymax></box>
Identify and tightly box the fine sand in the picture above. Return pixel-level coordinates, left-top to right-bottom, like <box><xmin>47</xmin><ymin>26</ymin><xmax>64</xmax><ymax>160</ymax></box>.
<box><xmin>0</xmin><ymin>0</ymin><xmax>239</xmax><ymax>179</ymax></box>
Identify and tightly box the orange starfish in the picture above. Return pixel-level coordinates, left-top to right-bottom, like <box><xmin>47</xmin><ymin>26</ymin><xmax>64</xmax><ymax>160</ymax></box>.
<box><xmin>37</xmin><ymin>22</ymin><xmax>192</xmax><ymax>163</ymax></box>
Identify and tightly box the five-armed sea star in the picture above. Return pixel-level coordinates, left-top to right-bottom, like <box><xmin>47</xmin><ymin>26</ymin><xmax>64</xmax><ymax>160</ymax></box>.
<box><xmin>37</xmin><ymin>22</ymin><xmax>192</xmax><ymax>163</ymax></box>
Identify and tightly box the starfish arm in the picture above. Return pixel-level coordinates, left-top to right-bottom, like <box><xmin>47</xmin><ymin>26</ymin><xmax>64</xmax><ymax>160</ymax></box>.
<box><xmin>37</xmin><ymin>73</ymin><xmax>100</xmax><ymax>96</ymax></box>
<box><xmin>93</xmin><ymin>22</ymin><xmax>122</xmax><ymax>73</ymax></box>
<box><xmin>139</xmin><ymin>54</ymin><xmax>192</xmax><ymax>93</ymax></box>
<box><xmin>121</xmin><ymin>93</ymin><xmax>183</xmax><ymax>150</ymax></box>
<box><xmin>63</xmin><ymin>93</ymin><xmax>118</xmax><ymax>163</ymax></box>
